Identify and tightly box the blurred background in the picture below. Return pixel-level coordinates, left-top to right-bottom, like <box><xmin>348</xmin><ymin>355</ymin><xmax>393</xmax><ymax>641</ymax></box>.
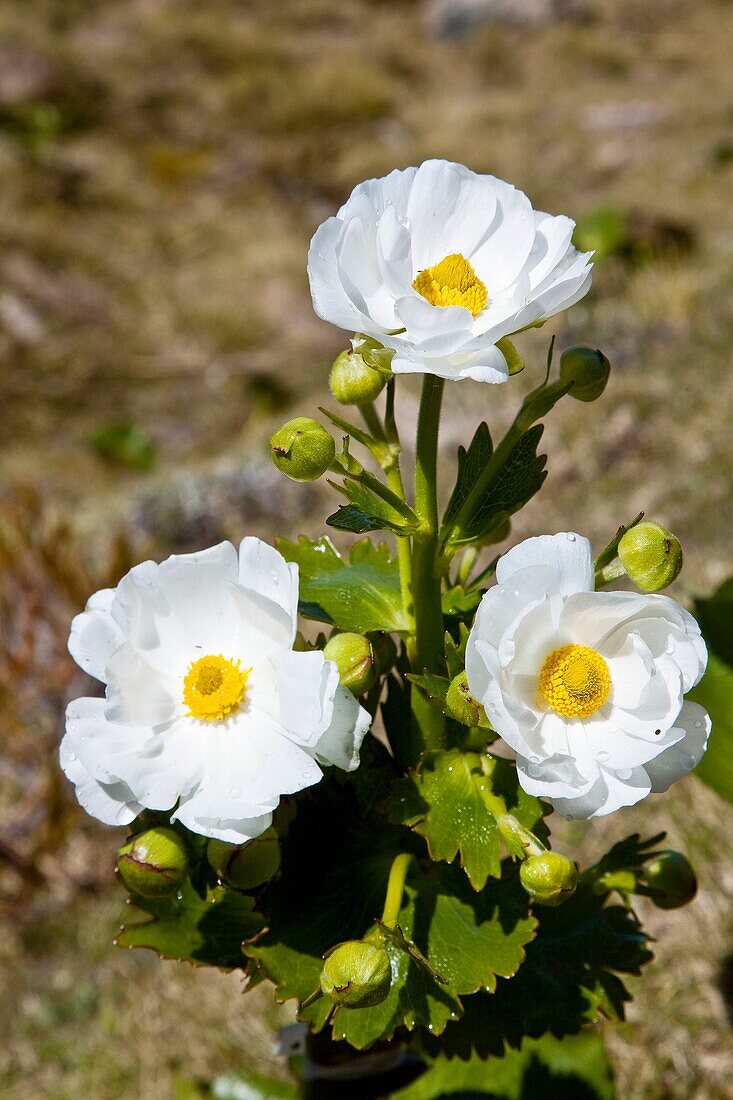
<box><xmin>1</xmin><ymin>1</ymin><xmax>732</xmax><ymax>1096</ymax></box>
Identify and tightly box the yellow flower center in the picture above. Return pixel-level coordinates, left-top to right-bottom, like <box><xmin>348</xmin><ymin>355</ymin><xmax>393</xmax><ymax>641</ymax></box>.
<box><xmin>539</xmin><ymin>644</ymin><xmax>611</xmax><ymax>720</ymax></box>
<box><xmin>411</xmin><ymin>253</ymin><xmax>488</xmax><ymax>317</ymax></box>
<box><xmin>183</xmin><ymin>655</ymin><xmax>250</xmax><ymax>721</ymax></box>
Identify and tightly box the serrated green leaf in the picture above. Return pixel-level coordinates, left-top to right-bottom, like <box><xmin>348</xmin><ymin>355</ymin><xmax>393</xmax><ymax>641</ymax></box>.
<box><xmin>276</xmin><ymin>535</ymin><xmax>410</xmax><ymax>634</ymax></box>
<box><xmin>423</xmin><ymin>880</ymin><xmax>652</xmax><ymax>1060</ymax></box>
<box><xmin>327</xmin><ymin>503</ymin><xmax>406</xmax><ymax>535</ymax></box>
<box><xmin>445</xmin><ymin>625</ymin><xmax>471</xmax><ymax>680</ymax></box>
<box><xmin>117</xmin><ymin>879</ymin><xmax>263</xmax><ymax>968</ymax></box>
<box><xmin>688</xmin><ymin>653</ymin><xmax>733</xmax><ymax>804</ymax></box>
<box><xmin>385</xmin><ymin>752</ymin><xmax>548</xmax><ymax>890</ymax></box>
<box><xmin>441</xmin><ymin>585</ymin><xmax>483</xmax><ymax>616</ymax></box>
<box><xmin>443</xmin><ymin>423</ymin><xmax>493</xmax><ymax>531</ymax></box>
<box><xmin>245</xmin><ymin>775</ymin><xmax>535</xmax><ymax>1050</ymax></box>
<box><xmin>407</xmin><ymin>672</ymin><xmax>450</xmax><ymax>704</ymax></box>
<box><xmin>443</xmin><ymin>425</ymin><xmax>547</xmax><ymax>550</ymax></box>
<box><xmin>393</xmin><ymin>1030</ymin><xmax>615</xmax><ymax>1099</ymax></box>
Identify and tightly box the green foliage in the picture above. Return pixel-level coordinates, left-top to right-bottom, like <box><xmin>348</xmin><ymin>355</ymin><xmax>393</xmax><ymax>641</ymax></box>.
<box><xmin>244</xmin><ymin>772</ymin><xmax>536</xmax><ymax>1050</ymax></box>
<box><xmin>92</xmin><ymin>423</ymin><xmax>156</xmax><ymax>470</ymax></box>
<box><xmin>442</xmin><ymin>425</ymin><xmax>547</xmax><ymax>551</ymax></box>
<box><xmin>688</xmin><ymin>654</ymin><xmax>733</xmax><ymax>804</ymax></box>
<box><xmin>695</xmin><ymin>577</ymin><xmax>733</xmax><ymax>667</ymax></box>
<box><xmin>386</xmin><ymin>752</ymin><xmax>547</xmax><ymax>891</ymax></box>
<box><xmin>117</xmin><ymin>879</ymin><xmax>263</xmax><ymax>968</ymax></box>
<box><xmin>394</xmin><ymin>1031</ymin><xmax>615</xmax><ymax>1099</ymax></box>
<box><xmin>326</xmin><ymin>477</ymin><xmax>414</xmax><ymax>534</ymax></box>
<box><xmin>421</xmin><ymin>877</ymin><xmax>651</xmax><ymax>1061</ymax></box>
<box><xmin>276</xmin><ymin>535</ymin><xmax>410</xmax><ymax>634</ymax></box>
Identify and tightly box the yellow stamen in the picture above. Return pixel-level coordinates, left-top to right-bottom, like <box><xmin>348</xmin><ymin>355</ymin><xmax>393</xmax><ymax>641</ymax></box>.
<box><xmin>539</xmin><ymin>644</ymin><xmax>611</xmax><ymax>720</ymax></box>
<box><xmin>183</xmin><ymin>655</ymin><xmax>250</xmax><ymax>721</ymax></box>
<box><xmin>411</xmin><ymin>253</ymin><xmax>487</xmax><ymax>317</ymax></box>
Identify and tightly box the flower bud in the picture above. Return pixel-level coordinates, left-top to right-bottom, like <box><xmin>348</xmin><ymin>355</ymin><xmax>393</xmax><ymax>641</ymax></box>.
<box><xmin>367</xmin><ymin>631</ymin><xmax>397</xmax><ymax>677</ymax></box>
<box><xmin>329</xmin><ymin>349</ymin><xmax>386</xmax><ymax>406</ymax></box>
<box><xmin>269</xmin><ymin>417</ymin><xmax>335</xmax><ymax>482</ymax></box>
<box><xmin>618</xmin><ymin>521</ymin><xmax>683</xmax><ymax>593</ymax></box>
<box><xmin>445</xmin><ymin>671</ymin><xmax>487</xmax><ymax>728</ymax></box>
<box><xmin>520</xmin><ymin>852</ymin><xmax>578</xmax><ymax>907</ymax></box>
<box><xmin>320</xmin><ymin>941</ymin><xmax>391</xmax><ymax>1007</ymax></box>
<box><xmin>117</xmin><ymin>827</ymin><xmax>189</xmax><ymax>899</ymax></box>
<box><xmin>323</xmin><ymin>632</ymin><xmax>376</xmax><ymax>696</ymax></box>
<box><xmin>642</xmin><ymin>850</ymin><xmax>697</xmax><ymax>909</ymax></box>
<box><xmin>207</xmin><ymin>827</ymin><xmax>280</xmax><ymax>890</ymax></box>
<box><xmin>559</xmin><ymin>346</ymin><xmax>611</xmax><ymax>402</ymax></box>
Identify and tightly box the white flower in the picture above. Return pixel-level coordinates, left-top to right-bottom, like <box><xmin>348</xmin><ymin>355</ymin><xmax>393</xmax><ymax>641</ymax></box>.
<box><xmin>308</xmin><ymin>159</ymin><xmax>593</xmax><ymax>383</ymax></box>
<box><xmin>465</xmin><ymin>533</ymin><xmax>710</xmax><ymax>818</ymax></box>
<box><xmin>61</xmin><ymin>539</ymin><xmax>370</xmax><ymax>843</ymax></box>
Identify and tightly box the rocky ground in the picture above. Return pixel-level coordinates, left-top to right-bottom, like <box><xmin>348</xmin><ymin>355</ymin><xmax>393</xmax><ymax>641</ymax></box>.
<box><xmin>1</xmin><ymin>1</ymin><xmax>732</xmax><ymax>1096</ymax></box>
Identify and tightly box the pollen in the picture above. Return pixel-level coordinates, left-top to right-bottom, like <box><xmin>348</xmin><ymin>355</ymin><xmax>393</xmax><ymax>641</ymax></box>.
<box><xmin>183</xmin><ymin>655</ymin><xmax>250</xmax><ymax>721</ymax></box>
<box><xmin>539</xmin><ymin>644</ymin><xmax>611</xmax><ymax>720</ymax></box>
<box><xmin>411</xmin><ymin>253</ymin><xmax>488</xmax><ymax>317</ymax></box>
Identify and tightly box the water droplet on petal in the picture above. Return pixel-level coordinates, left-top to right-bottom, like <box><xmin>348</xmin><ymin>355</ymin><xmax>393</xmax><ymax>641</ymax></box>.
<box><xmin>617</xmin><ymin>768</ymin><xmax>633</xmax><ymax>781</ymax></box>
<box><xmin>566</xmin><ymin>533</ymin><xmax>577</xmax><ymax>542</ymax></box>
<box><xmin>67</xmin><ymin>752</ymin><xmax>77</xmax><ymax>762</ymax></box>
<box><xmin>693</xmin><ymin>720</ymin><xmax>702</xmax><ymax>729</ymax></box>
<box><xmin>665</xmin><ymin>641</ymin><xmax>675</xmax><ymax>654</ymax></box>
<box><xmin>229</xmin><ymin>786</ymin><xmax>242</xmax><ymax>799</ymax></box>
<box><xmin>683</xmin><ymin>752</ymin><xmax>696</xmax><ymax>767</ymax></box>
<box><xmin>597</xmin><ymin>750</ymin><xmax>610</xmax><ymax>763</ymax></box>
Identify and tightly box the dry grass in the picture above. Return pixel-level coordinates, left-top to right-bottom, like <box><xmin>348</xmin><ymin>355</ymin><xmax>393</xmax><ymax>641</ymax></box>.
<box><xmin>1</xmin><ymin>0</ymin><xmax>732</xmax><ymax>1096</ymax></box>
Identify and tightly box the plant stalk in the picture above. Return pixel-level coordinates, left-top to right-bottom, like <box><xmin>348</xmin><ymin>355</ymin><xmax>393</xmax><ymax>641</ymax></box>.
<box><xmin>381</xmin><ymin>853</ymin><xmax>413</xmax><ymax>928</ymax></box>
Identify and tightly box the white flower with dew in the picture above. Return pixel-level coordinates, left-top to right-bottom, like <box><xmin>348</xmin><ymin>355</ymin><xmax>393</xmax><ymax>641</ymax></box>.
<box><xmin>308</xmin><ymin>159</ymin><xmax>593</xmax><ymax>383</ymax></box>
<box><xmin>61</xmin><ymin>539</ymin><xmax>371</xmax><ymax>843</ymax></box>
<box><xmin>465</xmin><ymin>533</ymin><xmax>710</xmax><ymax>818</ymax></box>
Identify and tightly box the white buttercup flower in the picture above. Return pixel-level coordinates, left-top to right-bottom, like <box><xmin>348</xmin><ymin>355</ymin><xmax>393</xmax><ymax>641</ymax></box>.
<box><xmin>465</xmin><ymin>533</ymin><xmax>710</xmax><ymax>818</ymax></box>
<box><xmin>308</xmin><ymin>159</ymin><xmax>593</xmax><ymax>383</ymax></box>
<box><xmin>61</xmin><ymin>539</ymin><xmax>370</xmax><ymax>843</ymax></box>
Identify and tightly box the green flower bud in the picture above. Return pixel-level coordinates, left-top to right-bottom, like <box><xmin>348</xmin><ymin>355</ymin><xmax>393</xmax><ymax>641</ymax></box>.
<box><xmin>642</xmin><ymin>850</ymin><xmax>697</xmax><ymax>909</ymax></box>
<box><xmin>520</xmin><ymin>851</ymin><xmax>578</xmax><ymax>907</ymax></box>
<box><xmin>320</xmin><ymin>941</ymin><xmax>392</xmax><ymax>1007</ymax></box>
<box><xmin>367</xmin><ymin>631</ymin><xmax>397</xmax><ymax>677</ymax></box>
<box><xmin>207</xmin><ymin>827</ymin><xmax>281</xmax><ymax>890</ymax></box>
<box><xmin>323</xmin><ymin>632</ymin><xmax>376</xmax><ymax>696</ymax></box>
<box><xmin>117</xmin><ymin>827</ymin><xmax>189</xmax><ymax>899</ymax></box>
<box><xmin>559</xmin><ymin>346</ymin><xmax>611</xmax><ymax>402</ymax></box>
<box><xmin>445</xmin><ymin>671</ymin><xmax>488</xmax><ymax>728</ymax></box>
<box><xmin>329</xmin><ymin>349</ymin><xmax>386</xmax><ymax>406</ymax></box>
<box><xmin>618</xmin><ymin>521</ymin><xmax>683</xmax><ymax>593</ymax></box>
<box><xmin>269</xmin><ymin>417</ymin><xmax>335</xmax><ymax>482</ymax></box>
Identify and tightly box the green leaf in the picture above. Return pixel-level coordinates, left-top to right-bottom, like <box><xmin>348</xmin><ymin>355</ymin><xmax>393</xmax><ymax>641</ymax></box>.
<box><xmin>441</xmin><ymin>584</ymin><xmax>483</xmax><ymax>617</ymax></box>
<box><xmin>276</xmin><ymin>535</ymin><xmax>410</xmax><ymax>634</ymax></box>
<box><xmin>443</xmin><ymin>426</ymin><xmax>547</xmax><ymax>550</ymax></box>
<box><xmin>695</xmin><ymin>578</ymin><xmax>733</xmax><ymax>668</ymax></box>
<box><xmin>407</xmin><ymin>672</ymin><xmax>450</xmax><ymax>705</ymax></box>
<box><xmin>245</xmin><ymin>775</ymin><xmax>535</xmax><ymax>1050</ymax></box>
<box><xmin>393</xmin><ymin>1030</ymin><xmax>615</xmax><ymax>1099</ymax></box>
<box><xmin>443</xmin><ymin>423</ymin><xmax>493</xmax><ymax>532</ymax></box>
<box><xmin>116</xmin><ymin>879</ymin><xmax>263</xmax><ymax>968</ymax></box>
<box><xmin>385</xmin><ymin>752</ymin><xmax>548</xmax><ymax>891</ymax></box>
<box><xmin>424</xmin><ymin>881</ymin><xmax>652</xmax><ymax>1060</ymax></box>
<box><xmin>327</xmin><ymin>476</ymin><xmax>418</xmax><ymax>536</ymax></box>
<box><xmin>688</xmin><ymin>653</ymin><xmax>733</xmax><ymax>804</ymax></box>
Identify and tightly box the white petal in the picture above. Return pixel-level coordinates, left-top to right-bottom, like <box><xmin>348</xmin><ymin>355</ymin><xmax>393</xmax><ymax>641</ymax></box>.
<box><xmin>308</xmin><ymin>217</ymin><xmax>370</xmax><ymax>332</ymax></box>
<box><xmin>172</xmin><ymin>803</ymin><xmax>274</xmax><ymax>845</ymax></box>
<box><xmin>496</xmin><ymin>533</ymin><xmax>593</xmax><ymax>597</ymax></box>
<box><xmin>105</xmin><ymin>643</ymin><xmax>178</xmax><ymax>727</ymax></box>
<box><xmin>311</xmin><ymin>685</ymin><xmax>370</xmax><ymax>772</ymax></box>
<box><xmin>549</xmin><ymin>766</ymin><xmax>651</xmax><ymax>820</ymax></box>
<box><xmin>60</xmin><ymin>736</ymin><xmax>142</xmax><ymax>827</ymax></box>
<box><xmin>272</xmin><ymin>649</ymin><xmax>339</xmax><ymax>746</ymax></box>
<box><xmin>407</xmin><ymin>160</ymin><xmax>499</xmax><ymax>271</ymax></box>
<box><xmin>644</xmin><ymin>702</ymin><xmax>711</xmax><ymax>793</ymax></box>
<box><xmin>68</xmin><ymin>588</ymin><xmax>124</xmax><ymax>683</ymax></box>
<box><xmin>468</xmin><ymin>176</ymin><xmax>535</xmax><ymax>288</ymax></box>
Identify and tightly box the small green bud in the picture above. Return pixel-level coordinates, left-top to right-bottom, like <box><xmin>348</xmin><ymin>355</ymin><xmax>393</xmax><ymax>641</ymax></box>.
<box><xmin>320</xmin><ymin>941</ymin><xmax>391</xmax><ymax>1007</ymax></box>
<box><xmin>329</xmin><ymin>349</ymin><xmax>386</xmax><ymax>406</ymax></box>
<box><xmin>642</xmin><ymin>850</ymin><xmax>697</xmax><ymax>909</ymax></box>
<box><xmin>269</xmin><ymin>417</ymin><xmax>335</xmax><ymax>482</ymax></box>
<box><xmin>117</xmin><ymin>827</ymin><xmax>189</xmax><ymax>899</ymax></box>
<box><xmin>520</xmin><ymin>852</ymin><xmax>578</xmax><ymax>907</ymax></box>
<box><xmin>618</xmin><ymin>521</ymin><xmax>683</xmax><ymax>593</ymax></box>
<box><xmin>445</xmin><ymin>671</ymin><xmax>488</xmax><ymax>728</ymax></box>
<box><xmin>323</xmin><ymin>632</ymin><xmax>376</xmax><ymax>696</ymax></box>
<box><xmin>559</xmin><ymin>346</ymin><xmax>611</xmax><ymax>402</ymax></box>
<box><xmin>207</xmin><ymin>827</ymin><xmax>281</xmax><ymax>890</ymax></box>
<box><xmin>367</xmin><ymin>631</ymin><xmax>397</xmax><ymax>677</ymax></box>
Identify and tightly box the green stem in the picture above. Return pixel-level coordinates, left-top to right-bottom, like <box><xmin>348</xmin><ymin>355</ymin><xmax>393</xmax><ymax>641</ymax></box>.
<box><xmin>386</xmin><ymin>461</ymin><xmax>414</xmax><ymax>628</ymax></box>
<box><xmin>594</xmin><ymin>557</ymin><xmax>626</xmax><ymax>589</ymax></box>
<box><xmin>381</xmin><ymin>853</ymin><xmax>413</xmax><ymax>928</ymax></box>
<box><xmin>360</xmin><ymin>401</ymin><xmax>386</xmax><ymax>442</ymax></box>
<box><xmin>410</xmin><ymin>376</ymin><xmax>446</xmax><ymax>756</ymax></box>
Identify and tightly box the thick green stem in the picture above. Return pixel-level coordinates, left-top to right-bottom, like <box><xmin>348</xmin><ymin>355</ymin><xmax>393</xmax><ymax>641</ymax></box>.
<box><xmin>386</xmin><ymin>461</ymin><xmax>414</xmax><ymax>630</ymax></box>
<box><xmin>381</xmin><ymin>853</ymin><xmax>413</xmax><ymax>928</ymax></box>
<box><xmin>410</xmin><ymin>376</ymin><xmax>446</xmax><ymax>756</ymax></box>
